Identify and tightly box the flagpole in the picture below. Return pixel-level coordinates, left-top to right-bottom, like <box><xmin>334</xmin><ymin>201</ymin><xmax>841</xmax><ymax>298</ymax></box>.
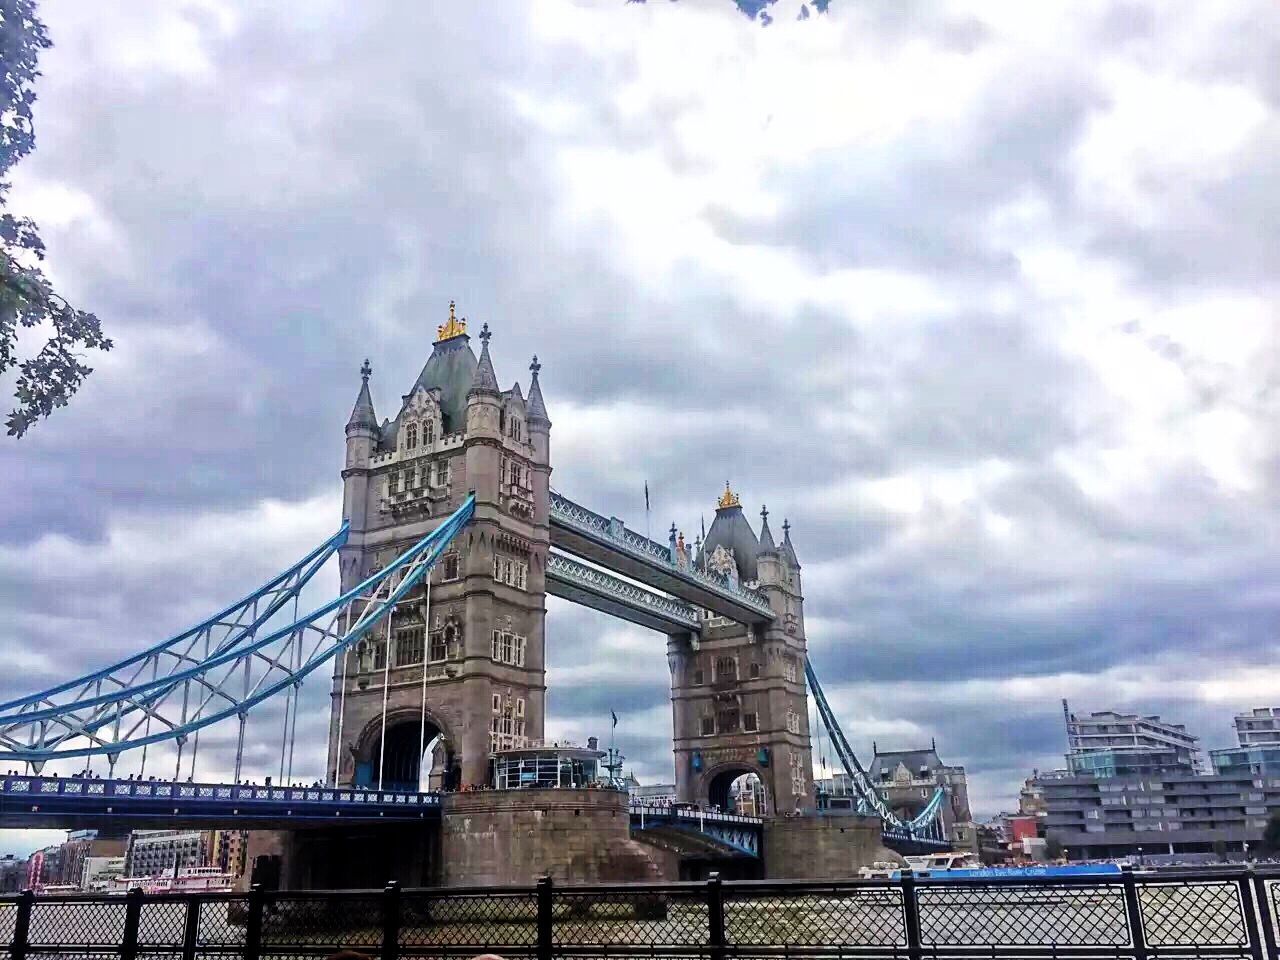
<box><xmin>644</xmin><ymin>481</ymin><xmax>651</xmax><ymax>544</ymax></box>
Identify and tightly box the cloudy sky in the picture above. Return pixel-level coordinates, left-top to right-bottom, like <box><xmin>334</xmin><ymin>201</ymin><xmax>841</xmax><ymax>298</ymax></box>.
<box><xmin>2</xmin><ymin>0</ymin><xmax>1279</xmax><ymax>853</ymax></box>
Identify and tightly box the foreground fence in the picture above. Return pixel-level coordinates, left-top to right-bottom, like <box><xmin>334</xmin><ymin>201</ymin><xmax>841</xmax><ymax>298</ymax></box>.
<box><xmin>2</xmin><ymin>866</ymin><xmax>1278</xmax><ymax>959</ymax></box>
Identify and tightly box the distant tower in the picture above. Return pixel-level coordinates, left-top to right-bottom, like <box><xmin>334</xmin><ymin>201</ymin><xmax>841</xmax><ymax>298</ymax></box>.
<box><xmin>327</xmin><ymin>304</ymin><xmax>551</xmax><ymax>790</ymax></box>
<box><xmin>667</xmin><ymin>485</ymin><xmax>813</xmax><ymax>815</ymax></box>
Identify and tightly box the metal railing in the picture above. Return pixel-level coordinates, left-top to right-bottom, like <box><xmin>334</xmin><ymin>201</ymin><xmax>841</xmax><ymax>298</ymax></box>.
<box><xmin>3</xmin><ymin>865</ymin><xmax>1277</xmax><ymax>959</ymax></box>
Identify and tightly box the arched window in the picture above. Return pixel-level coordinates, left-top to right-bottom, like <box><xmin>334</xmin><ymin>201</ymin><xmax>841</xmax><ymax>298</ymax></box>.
<box><xmin>425</xmin><ymin>420</ymin><xmax>435</xmax><ymax>444</ymax></box>
<box><xmin>509</xmin><ymin>461</ymin><xmax>522</xmax><ymax>487</ymax></box>
<box><xmin>715</xmin><ymin>656</ymin><xmax>736</xmax><ymax>682</ymax></box>
<box><xmin>405</xmin><ymin>422</ymin><xmax>418</xmax><ymax>450</ymax></box>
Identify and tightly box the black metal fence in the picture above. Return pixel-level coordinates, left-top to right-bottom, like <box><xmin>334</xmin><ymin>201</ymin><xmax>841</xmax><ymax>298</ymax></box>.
<box><xmin>2</xmin><ymin>865</ymin><xmax>1278</xmax><ymax>959</ymax></box>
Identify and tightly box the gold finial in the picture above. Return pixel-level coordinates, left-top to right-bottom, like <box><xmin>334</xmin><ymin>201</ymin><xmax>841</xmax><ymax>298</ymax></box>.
<box><xmin>436</xmin><ymin>299</ymin><xmax>468</xmax><ymax>342</ymax></box>
<box><xmin>717</xmin><ymin>481</ymin><xmax>741</xmax><ymax>510</ymax></box>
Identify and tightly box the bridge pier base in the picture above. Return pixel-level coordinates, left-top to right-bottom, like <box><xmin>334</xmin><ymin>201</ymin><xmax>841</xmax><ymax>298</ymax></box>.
<box><xmin>442</xmin><ymin>788</ymin><xmax>663</xmax><ymax>886</ymax></box>
<box><xmin>243</xmin><ymin>824</ymin><xmax>440</xmax><ymax>890</ymax></box>
<box><xmin>763</xmin><ymin>815</ymin><xmax>902</xmax><ymax>879</ymax></box>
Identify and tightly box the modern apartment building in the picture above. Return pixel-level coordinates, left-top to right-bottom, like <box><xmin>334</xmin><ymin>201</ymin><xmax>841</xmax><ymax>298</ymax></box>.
<box><xmin>1232</xmin><ymin>707</ymin><xmax>1280</xmax><ymax>747</ymax></box>
<box><xmin>1038</xmin><ymin>767</ymin><xmax>1280</xmax><ymax>858</ymax></box>
<box><xmin>125</xmin><ymin>831</ymin><xmax>209</xmax><ymax>878</ymax></box>
<box><xmin>1063</xmin><ymin>701</ymin><xmax>1202</xmax><ymax>777</ymax></box>
<box><xmin>1210</xmin><ymin>707</ymin><xmax>1280</xmax><ymax>779</ymax></box>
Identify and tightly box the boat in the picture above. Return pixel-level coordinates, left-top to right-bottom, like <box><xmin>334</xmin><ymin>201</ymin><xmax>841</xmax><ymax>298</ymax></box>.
<box><xmin>108</xmin><ymin>866</ymin><xmax>236</xmax><ymax>894</ymax></box>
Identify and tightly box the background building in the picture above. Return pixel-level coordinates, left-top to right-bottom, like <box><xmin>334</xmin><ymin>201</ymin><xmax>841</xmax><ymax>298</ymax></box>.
<box><xmin>0</xmin><ymin>855</ymin><xmax>27</xmax><ymax>892</ymax></box>
<box><xmin>1233</xmin><ymin>707</ymin><xmax>1280</xmax><ymax>747</ymax></box>
<box><xmin>59</xmin><ymin>831</ymin><xmax>127</xmax><ymax>889</ymax></box>
<box><xmin>80</xmin><ymin>856</ymin><xmax>126</xmax><ymax>891</ymax></box>
<box><xmin>819</xmin><ymin>741</ymin><xmax>978</xmax><ymax>852</ymax></box>
<box><xmin>125</xmin><ymin>831</ymin><xmax>210</xmax><ymax>878</ymax></box>
<box><xmin>1037</xmin><ymin>704</ymin><xmax>1280</xmax><ymax>859</ymax></box>
<box><xmin>1064</xmin><ymin>701</ymin><xmax>1203</xmax><ymax>777</ymax></box>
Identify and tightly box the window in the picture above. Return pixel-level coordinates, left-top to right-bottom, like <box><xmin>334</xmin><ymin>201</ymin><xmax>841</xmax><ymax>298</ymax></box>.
<box><xmin>743</xmin><ymin>712</ymin><xmax>758</xmax><ymax>732</ymax></box>
<box><xmin>508</xmin><ymin>460</ymin><xmax>522</xmax><ymax>487</ymax></box>
<box><xmin>492</xmin><ymin>554</ymin><xmax>529</xmax><ymax>591</ymax></box>
<box><xmin>749</xmin><ymin>662</ymin><xmax>761</xmax><ymax>680</ymax></box>
<box><xmin>701</xmin><ymin>716</ymin><xmax>715</xmax><ymax>736</ymax></box>
<box><xmin>425</xmin><ymin>420</ymin><xmax>434</xmax><ymax>444</ymax></box>
<box><xmin>786</xmin><ymin>709</ymin><xmax>800</xmax><ymax>735</ymax></box>
<box><xmin>510</xmin><ymin>419</ymin><xmax>522</xmax><ymax>441</ymax></box>
<box><xmin>782</xmin><ymin>657</ymin><xmax>798</xmax><ymax>683</ymax></box>
<box><xmin>441</xmin><ymin>554</ymin><xmax>460</xmax><ymax>581</ymax></box>
<box><xmin>490</xmin><ymin>697</ymin><xmax>527</xmax><ymax>752</ymax></box>
<box><xmin>405</xmin><ymin>422</ymin><xmax>418</xmax><ymax>449</ymax></box>
<box><xmin>791</xmin><ymin>754</ymin><xmax>806</xmax><ymax>797</ymax></box>
<box><xmin>714</xmin><ymin>656</ymin><xmax>736</xmax><ymax>682</ymax></box>
<box><xmin>371</xmin><ymin>640</ymin><xmax>386</xmax><ymax>671</ymax></box>
<box><xmin>428</xmin><ymin>630</ymin><xmax>447</xmax><ymax>663</ymax></box>
<box><xmin>692</xmin><ymin>669</ymin><xmax>704</xmax><ymax>686</ymax></box>
<box><xmin>406</xmin><ymin>465</ymin><xmax>417</xmax><ymax>489</ymax></box>
<box><xmin>490</xmin><ymin>630</ymin><xmax>527</xmax><ymax>667</ymax></box>
<box><xmin>394</xmin><ymin>626</ymin><xmax>425</xmax><ymax>667</ymax></box>
<box><xmin>388</xmin><ymin>473</ymin><xmax>400</xmax><ymax>495</ymax></box>
<box><xmin>717</xmin><ymin>709</ymin><xmax>739</xmax><ymax>733</ymax></box>
<box><xmin>492</xmin><ymin>694</ymin><xmax>502</xmax><ymax>713</ymax></box>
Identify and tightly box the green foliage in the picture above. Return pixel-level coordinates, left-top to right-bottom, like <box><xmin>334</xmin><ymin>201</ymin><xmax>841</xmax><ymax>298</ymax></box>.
<box><xmin>0</xmin><ymin>0</ymin><xmax>111</xmax><ymax>437</ymax></box>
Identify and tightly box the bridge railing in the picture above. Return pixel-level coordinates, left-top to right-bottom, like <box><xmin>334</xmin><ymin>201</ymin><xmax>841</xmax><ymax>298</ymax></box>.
<box><xmin>2</xmin><ymin>866</ymin><xmax>1276</xmax><ymax>959</ymax></box>
<box><xmin>0</xmin><ymin>774</ymin><xmax>441</xmax><ymax>808</ymax></box>
<box><xmin>628</xmin><ymin>802</ymin><xmax>763</xmax><ymax>826</ymax></box>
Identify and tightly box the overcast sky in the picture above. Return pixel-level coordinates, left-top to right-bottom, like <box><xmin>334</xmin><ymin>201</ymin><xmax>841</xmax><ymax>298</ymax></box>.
<box><xmin>2</xmin><ymin>0</ymin><xmax>1279</xmax><ymax>854</ymax></box>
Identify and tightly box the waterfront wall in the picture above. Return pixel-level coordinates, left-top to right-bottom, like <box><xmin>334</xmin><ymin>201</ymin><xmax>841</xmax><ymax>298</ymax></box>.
<box><xmin>764</xmin><ymin>814</ymin><xmax>901</xmax><ymax>878</ymax></box>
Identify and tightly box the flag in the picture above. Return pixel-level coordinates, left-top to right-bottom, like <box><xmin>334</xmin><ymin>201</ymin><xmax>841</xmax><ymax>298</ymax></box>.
<box><xmin>644</xmin><ymin>482</ymin><xmax>650</xmax><ymax>512</ymax></box>
<box><xmin>611</xmin><ymin>710</ymin><xmax>619</xmax><ymax>728</ymax></box>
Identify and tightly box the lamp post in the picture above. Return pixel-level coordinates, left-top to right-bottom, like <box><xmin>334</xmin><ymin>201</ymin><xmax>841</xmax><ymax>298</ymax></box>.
<box><xmin>1243</xmin><ymin>840</ymin><xmax>1250</xmax><ymax>863</ymax></box>
<box><xmin>1137</xmin><ymin>845</ymin><xmax>1143</xmax><ymax>867</ymax></box>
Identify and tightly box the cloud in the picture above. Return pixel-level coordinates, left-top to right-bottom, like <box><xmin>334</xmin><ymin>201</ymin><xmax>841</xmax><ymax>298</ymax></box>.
<box><xmin>0</xmin><ymin>0</ymin><xmax>1278</xmax><ymax>856</ymax></box>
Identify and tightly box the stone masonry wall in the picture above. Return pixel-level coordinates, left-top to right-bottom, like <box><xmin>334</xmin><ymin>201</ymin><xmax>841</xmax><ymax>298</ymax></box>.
<box><xmin>763</xmin><ymin>815</ymin><xmax>903</xmax><ymax>879</ymax></box>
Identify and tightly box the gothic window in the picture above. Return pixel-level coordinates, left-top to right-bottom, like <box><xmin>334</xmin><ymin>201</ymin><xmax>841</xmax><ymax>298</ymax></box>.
<box><xmin>714</xmin><ymin>656</ymin><xmax>736</xmax><ymax>682</ymax></box>
<box><xmin>743</xmin><ymin>712</ymin><xmax>759</xmax><ymax>732</ymax></box>
<box><xmin>492</xmin><ymin>694</ymin><xmax>502</xmax><ymax>713</ymax></box>
<box><xmin>717</xmin><ymin>708</ymin><xmax>739</xmax><ymax>733</ymax></box>
<box><xmin>428</xmin><ymin>630</ymin><xmax>446</xmax><ymax>663</ymax></box>
<box><xmin>512</xmin><ymin>419</ymin><xmax>522</xmax><ymax>441</ymax></box>
<box><xmin>700</xmin><ymin>716</ymin><xmax>715</xmax><ymax>737</ymax></box>
<box><xmin>749</xmin><ymin>662</ymin><xmax>761</xmax><ymax>680</ymax></box>
<box><xmin>786</xmin><ymin>709</ymin><xmax>801</xmax><ymax>735</ymax></box>
<box><xmin>508</xmin><ymin>460</ymin><xmax>522</xmax><ymax>487</ymax></box>
<box><xmin>492</xmin><ymin>554</ymin><xmax>528</xmax><ymax>590</ymax></box>
<box><xmin>372</xmin><ymin>640</ymin><xmax>386</xmax><ymax>672</ymax></box>
<box><xmin>490</xmin><ymin>630</ymin><xmax>527</xmax><ymax>667</ymax></box>
<box><xmin>394</xmin><ymin>626</ymin><xmax>425</xmax><ymax>667</ymax></box>
<box><xmin>405</xmin><ymin>422</ymin><xmax>418</xmax><ymax>450</ymax></box>
<box><xmin>692</xmin><ymin>668</ymin><xmax>704</xmax><ymax>686</ymax></box>
<box><xmin>782</xmin><ymin>656</ymin><xmax>798</xmax><ymax>683</ymax></box>
<box><xmin>441</xmin><ymin>554</ymin><xmax>459</xmax><ymax>581</ymax></box>
<box><xmin>406</xmin><ymin>465</ymin><xmax>417</xmax><ymax>489</ymax></box>
<box><xmin>790</xmin><ymin>754</ymin><xmax>807</xmax><ymax>797</ymax></box>
<box><xmin>425</xmin><ymin>420</ymin><xmax>435</xmax><ymax>444</ymax></box>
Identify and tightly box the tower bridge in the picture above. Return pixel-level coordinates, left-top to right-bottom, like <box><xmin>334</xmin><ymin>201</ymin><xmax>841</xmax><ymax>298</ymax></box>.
<box><xmin>0</xmin><ymin>303</ymin><xmax>947</xmax><ymax>886</ymax></box>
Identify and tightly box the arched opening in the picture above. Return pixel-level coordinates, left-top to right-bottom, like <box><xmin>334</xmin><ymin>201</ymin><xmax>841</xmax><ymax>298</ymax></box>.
<box><xmin>707</xmin><ymin>768</ymin><xmax>768</xmax><ymax>816</ymax></box>
<box><xmin>356</xmin><ymin>719</ymin><xmax>449</xmax><ymax>792</ymax></box>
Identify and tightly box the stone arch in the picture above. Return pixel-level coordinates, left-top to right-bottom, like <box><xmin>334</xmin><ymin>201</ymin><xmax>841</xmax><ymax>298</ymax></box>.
<box><xmin>701</xmin><ymin>760</ymin><xmax>771</xmax><ymax>816</ymax></box>
<box><xmin>352</xmin><ymin>706</ymin><xmax>455</xmax><ymax>791</ymax></box>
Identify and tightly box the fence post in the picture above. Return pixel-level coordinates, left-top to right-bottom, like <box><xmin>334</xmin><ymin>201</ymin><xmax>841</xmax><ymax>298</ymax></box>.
<box><xmin>1119</xmin><ymin>865</ymin><xmax>1150</xmax><ymax>960</ymax></box>
<box><xmin>121</xmin><ymin>887</ymin><xmax>143</xmax><ymax>960</ymax></box>
<box><xmin>244</xmin><ymin>884</ymin><xmax>264</xmax><ymax>960</ymax></box>
<box><xmin>707</xmin><ymin>872</ymin><xmax>726</xmax><ymax>960</ymax></box>
<box><xmin>536</xmin><ymin>875</ymin><xmax>553</xmax><ymax>960</ymax></box>
<box><xmin>1241</xmin><ymin>866</ymin><xmax>1272</xmax><ymax>960</ymax></box>
<box><xmin>381</xmin><ymin>881</ymin><xmax>401</xmax><ymax>960</ymax></box>
<box><xmin>11</xmin><ymin>889</ymin><xmax>33</xmax><ymax>960</ymax></box>
<box><xmin>181</xmin><ymin>895</ymin><xmax>200</xmax><ymax>960</ymax></box>
<box><xmin>899</xmin><ymin>868</ymin><xmax>923</xmax><ymax>960</ymax></box>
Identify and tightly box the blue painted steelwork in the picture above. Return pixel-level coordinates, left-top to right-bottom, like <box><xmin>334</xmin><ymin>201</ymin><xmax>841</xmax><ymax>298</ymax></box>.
<box><xmin>628</xmin><ymin>803</ymin><xmax>762</xmax><ymax>857</ymax></box>
<box><xmin>0</xmin><ymin>523</ymin><xmax>348</xmax><ymax>717</ymax></box>
<box><xmin>806</xmin><ymin>660</ymin><xmax>948</xmax><ymax>843</ymax></box>
<box><xmin>0</xmin><ymin>774</ymin><xmax>441</xmax><ymax>827</ymax></box>
<box><xmin>0</xmin><ymin>496</ymin><xmax>476</xmax><ymax>763</ymax></box>
<box><xmin>549</xmin><ymin>491</ymin><xmax>774</xmax><ymax>621</ymax></box>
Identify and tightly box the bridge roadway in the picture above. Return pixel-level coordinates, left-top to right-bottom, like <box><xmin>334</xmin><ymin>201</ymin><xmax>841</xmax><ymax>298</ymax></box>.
<box><xmin>549</xmin><ymin>492</ymin><xmax>775</xmax><ymax>625</ymax></box>
<box><xmin>0</xmin><ymin>775</ymin><xmax>765</xmax><ymax>854</ymax></box>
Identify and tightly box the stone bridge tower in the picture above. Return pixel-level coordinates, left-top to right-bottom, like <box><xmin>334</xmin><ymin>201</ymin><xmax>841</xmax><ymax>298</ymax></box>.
<box><xmin>327</xmin><ymin>305</ymin><xmax>551</xmax><ymax>791</ymax></box>
<box><xmin>668</xmin><ymin>485</ymin><xmax>813</xmax><ymax>816</ymax></box>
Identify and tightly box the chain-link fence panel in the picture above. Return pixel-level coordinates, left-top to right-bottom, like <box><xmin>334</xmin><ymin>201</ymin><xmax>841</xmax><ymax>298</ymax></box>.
<box><xmin>401</xmin><ymin>889</ymin><xmax>538</xmax><ymax>955</ymax></box>
<box><xmin>26</xmin><ymin>899</ymin><xmax>126</xmax><ymax>949</ymax></box>
<box><xmin>1137</xmin><ymin>879</ymin><xmax>1247</xmax><ymax>948</ymax></box>
<box><xmin>262</xmin><ymin>894</ymin><xmax>383</xmax><ymax>951</ymax></box>
<box><xmin>917</xmin><ymin>881</ymin><xmax>1131</xmax><ymax>948</ymax></box>
<box><xmin>0</xmin><ymin>900</ymin><xmax>17</xmax><ymax>952</ymax></box>
<box><xmin>552</xmin><ymin>886</ymin><xmax>709</xmax><ymax>954</ymax></box>
<box><xmin>724</xmin><ymin>884</ymin><xmax>906</xmax><ymax>949</ymax></box>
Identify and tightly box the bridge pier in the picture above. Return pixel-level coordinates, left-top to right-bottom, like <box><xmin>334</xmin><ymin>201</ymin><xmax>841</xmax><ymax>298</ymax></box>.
<box><xmin>243</xmin><ymin>824</ymin><xmax>440</xmax><ymax>890</ymax></box>
<box><xmin>763</xmin><ymin>814</ymin><xmax>903</xmax><ymax>879</ymax></box>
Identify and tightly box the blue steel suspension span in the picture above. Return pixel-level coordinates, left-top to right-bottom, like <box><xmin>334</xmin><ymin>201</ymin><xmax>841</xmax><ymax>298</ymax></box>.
<box><xmin>0</xmin><ymin>495</ymin><xmax>476</xmax><ymax>777</ymax></box>
<box><xmin>805</xmin><ymin>660</ymin><xmax>947</xmax><ymax>841</ymax></box>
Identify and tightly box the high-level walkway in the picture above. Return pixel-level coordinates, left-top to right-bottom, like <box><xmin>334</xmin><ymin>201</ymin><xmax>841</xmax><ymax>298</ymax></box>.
<box><xmin>549</xmin><ymin>492</ymin><xmax>775</xmax><ymax>624</ymax></box>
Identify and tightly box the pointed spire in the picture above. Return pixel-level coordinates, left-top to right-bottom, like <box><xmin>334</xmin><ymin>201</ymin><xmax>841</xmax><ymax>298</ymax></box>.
<box><xmin>468</xmin><ymin>322</ymin><xmax>500</xmax><ymax>397</ymax></box>
<box><xmin>781</xmin><ymin>517</ymin><xmax>800</xmax><ymax>568</ymax></box>
<box><xmin>527</xmin><ymin>355</ymin><xmax>550</xmax><ymax>425</ymax></box>
<box><xmin>347</xmin><ymin>359</ymin><xmax>378</xmax><ymax>432</ymax></box>
<box><xmin>757</xmin><ymin>504</ymin><xmax>777</xmax><ymax>553</ymax></box>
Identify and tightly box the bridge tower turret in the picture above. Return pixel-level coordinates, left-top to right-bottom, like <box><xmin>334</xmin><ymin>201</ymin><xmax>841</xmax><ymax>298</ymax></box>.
<box><xmin>669</xmin><ymin>486</ymin><xmax>813</xmax><ymax>816</ymax></box>
<box><xmin>327</xmin><ymin>305</ymin><xmax>549</xmax><ymax>792</ymax></box>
